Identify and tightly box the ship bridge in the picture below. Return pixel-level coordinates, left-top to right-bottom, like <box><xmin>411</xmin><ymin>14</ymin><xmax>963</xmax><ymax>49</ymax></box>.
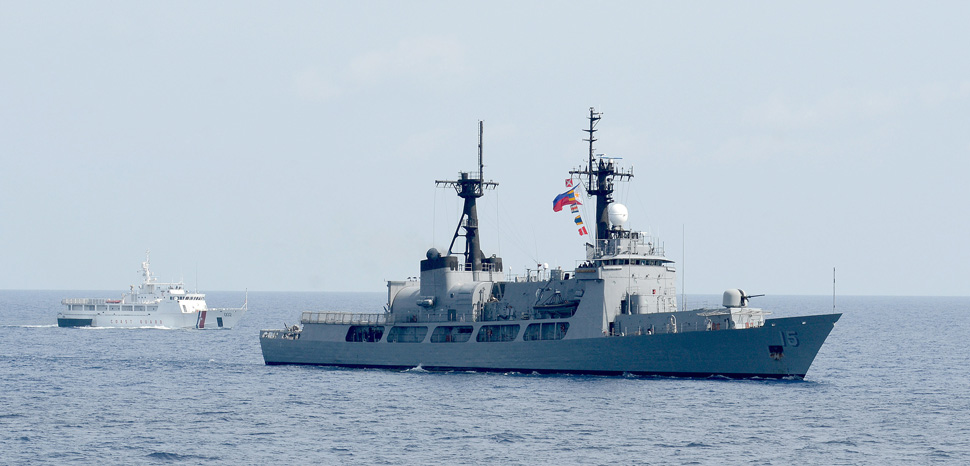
<box><xmin>585</xmin><ymin>230</ymin><xmax>668</xmax><ymax>261</ymax></box>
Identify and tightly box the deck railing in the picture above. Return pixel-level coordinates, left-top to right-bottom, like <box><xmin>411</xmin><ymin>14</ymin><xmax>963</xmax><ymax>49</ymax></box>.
<box><xmin>590</xmin><ymin>235</ymin><xmax>665</xmax><ymax>258</ymax></box>
<box><xmin>61</xmin><ymin>298</ymin><xmax>108</xmax><ymax>305</ymax></box>
<box><xmin>301</xmin><ymin>311</ymin><xmax>389</xmax><ymax>325</ymax></box>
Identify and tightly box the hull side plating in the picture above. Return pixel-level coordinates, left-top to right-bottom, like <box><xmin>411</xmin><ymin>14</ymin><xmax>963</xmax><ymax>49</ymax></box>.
<box><xmin>261</xmin><ymin>314</ymin><xmax>840</xmax><ymax>378</ymax></box>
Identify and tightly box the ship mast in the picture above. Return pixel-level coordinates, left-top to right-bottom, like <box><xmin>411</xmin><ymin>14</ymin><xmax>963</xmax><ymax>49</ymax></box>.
<box><xmin>436</xmin><ymin>121</ymin><xmax>498</xmax><ymax>271</ymax></box>
<box><xmin>570</xmin><ymin>107</ymin><xmax>633</xmax><ymax>240</ymax></box>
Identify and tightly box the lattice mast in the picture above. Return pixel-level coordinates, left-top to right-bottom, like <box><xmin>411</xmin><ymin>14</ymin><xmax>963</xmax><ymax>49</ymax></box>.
<box><xmin>570</xmin><ymin>108</ymin><xmax>634</xmax><ymax>240</ymax></box>
<box><xmin>435</xmin><ymin>121</ymin><xmax>498</xmax><ymax>271</ymax></box>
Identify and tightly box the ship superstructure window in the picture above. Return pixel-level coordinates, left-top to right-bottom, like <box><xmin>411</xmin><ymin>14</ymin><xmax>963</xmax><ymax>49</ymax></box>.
<box><xmin>524</xmin><ymin>322</ymin><xmax>569</xmax><ymax>341</ymax></box>
<box><xmin>431</xmin><ymin>326</ymin><xmax>473</xmax><ymax>343</ymax></box>
<box><xmin>600</xmin><ymin>259</ymin><xmax>668</xmax><ymax>266</ymax></box>
<box><xmin>477</xmin><ymin>324</ymin><xmax>520</xmax><ymax>342</ymax></box>
<box><xmin>346</xmin><ymin>325</ymin><xmax>384</xmax><ymax>342</ymax></box>
<box><xmin>387</xmin><ymin>326</ymin><xmax>428</xmax><ymax>343</ymax></box>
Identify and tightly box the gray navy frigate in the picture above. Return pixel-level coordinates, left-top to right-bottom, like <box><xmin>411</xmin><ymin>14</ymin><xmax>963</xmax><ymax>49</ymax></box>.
<box><xmin>260</xmin><ymin>109</ymin><xmax>841</xmax><ymax>378</ymax></box>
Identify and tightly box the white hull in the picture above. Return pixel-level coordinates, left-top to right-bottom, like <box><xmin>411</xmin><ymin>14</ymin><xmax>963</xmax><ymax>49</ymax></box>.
<box><xmin>58</xmin><ymin>305</ymin><xmax>245</xmax><ymax>329</ymax></box>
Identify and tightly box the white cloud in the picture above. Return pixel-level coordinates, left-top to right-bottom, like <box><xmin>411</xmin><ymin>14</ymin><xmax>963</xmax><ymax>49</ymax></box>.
<box><xmin>397</xmin><ymin>127</ymin><xmax>451</xmax><ymax>161</ymax></box>
<box><xmin>742</xmin><ymin>81</ymin><xmax>970</xmax><ymax>134</ymax></box>
<box><xmin>291</xmin><ymin>36</ymin><xmax>468</xmax><ymax>102</ymax></box>
<box><xmin>347</xmin><ymin>36</ymin><xmax>468</xmax><ymax>85</ymax></box>
<box><xmin>698</xmin><ymin>88</ymin><xmax>919</xmax><ymax>164</ymax></box>
<box><xmin>742</xmin><ymin>90</ymin><xmax>902</xmax><ymax>131</ymax></box>
<box><xmin>917</xmin><ymin>81</ymin><xmax>970</xmax><ymax>106</ymax></box>
<box><xmin>710</xmin><ymin>134</ymin><xmax>826</xmax><ymax>164</ymax></box>
<box><xmin>291</xmin><ymin>69</ymin><xmax>341</xmax><ymax>101</ymax></box>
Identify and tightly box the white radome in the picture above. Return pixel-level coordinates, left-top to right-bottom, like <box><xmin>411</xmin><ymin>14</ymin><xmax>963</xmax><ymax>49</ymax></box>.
<box><xmin>607</xmin><ymin>203</ymin><xmax>629</xmax><ymax>226</ymax></box>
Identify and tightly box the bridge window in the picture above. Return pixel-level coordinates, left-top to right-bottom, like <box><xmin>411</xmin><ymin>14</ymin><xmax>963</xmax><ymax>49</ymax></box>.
<box><xmin>387</xmin><ymin>326</ymin><xmax>428</xmax><ymax>343</ymax></box>
<box><xmin>345</xmin><ymin>325</ymin><xmax>384</xmax><ymax>342</ymax></box>
<box><xmin>524</xmin><ymin>322</ymin><xmax>569</xmax><ymax>341</ymax></box>
<box><xmin>431</xmin><ymin>326</ymin><xmax>473</xmax><ymax>343</ymax></box>
<box><xmin>476</xmin><ymin>324</ymin><xmax>520</xmax><ymax>342</ymax></box>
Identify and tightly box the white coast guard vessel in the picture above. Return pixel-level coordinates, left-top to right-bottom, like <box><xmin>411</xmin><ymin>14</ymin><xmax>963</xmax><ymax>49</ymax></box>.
<box><xmin>57</xmin><ymin>253</ymin><xmax>247</xmax><ymax>329</ymax></box>
<box><xmin>260</xmin><ymin>110</ymin><xmax>840</xmax><ymax>378</ymax></box>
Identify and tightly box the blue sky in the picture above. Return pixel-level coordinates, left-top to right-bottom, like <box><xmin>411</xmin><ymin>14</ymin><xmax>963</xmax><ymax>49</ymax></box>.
<box><xmin>1</xmin><ymin>2</ymin><xmax>968</xmax><ymax>295</ymax></box>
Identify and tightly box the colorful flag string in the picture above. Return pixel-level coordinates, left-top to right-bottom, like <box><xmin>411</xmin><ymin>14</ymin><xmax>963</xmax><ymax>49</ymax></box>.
<box><xmin>553</xmin><ymin>185</ymin><xmax>588</xmax><ymax>236</ymax></box>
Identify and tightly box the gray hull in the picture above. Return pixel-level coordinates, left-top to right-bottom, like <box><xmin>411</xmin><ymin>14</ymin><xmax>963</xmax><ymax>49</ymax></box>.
<box><xmin>260</xmin><ymin>314</ymin><xmax>840</xmax><ymax>378</ymax></box>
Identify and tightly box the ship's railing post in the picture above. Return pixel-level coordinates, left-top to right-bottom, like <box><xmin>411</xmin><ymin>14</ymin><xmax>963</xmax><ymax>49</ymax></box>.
<box><xmin>301</xmin><ymin>311</ymin><xmax>392</xmax><ymax>325</ymax></box>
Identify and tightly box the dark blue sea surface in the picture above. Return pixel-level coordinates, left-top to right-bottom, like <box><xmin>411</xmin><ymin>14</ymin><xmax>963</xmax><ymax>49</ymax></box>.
<box><xmin>1</xmin><ymin>290</ymin><xmax>967</xmax><ymax>465</ymax></box>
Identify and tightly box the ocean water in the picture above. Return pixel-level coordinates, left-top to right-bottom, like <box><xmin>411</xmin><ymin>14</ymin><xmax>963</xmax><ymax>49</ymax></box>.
<box><xmin>1</xmin><ymin>290</ymin><xmax>967</xmax><ymax>465</ymax></box>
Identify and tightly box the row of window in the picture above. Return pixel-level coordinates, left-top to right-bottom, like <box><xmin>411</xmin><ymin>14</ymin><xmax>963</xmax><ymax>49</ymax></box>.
<box><xmin>345</xmin><ymin>323</ymin><xmax>570</xmax><ymax>343</ymax></box>
<box><xmin>70</xmin><ymin>305</ymin><xmax>158</xmax><ymax>312</ymax></box>
<box><xmin>599</xmin><ymin>259</ymin><xmax>667</xmax><ymax>266</ymax></box>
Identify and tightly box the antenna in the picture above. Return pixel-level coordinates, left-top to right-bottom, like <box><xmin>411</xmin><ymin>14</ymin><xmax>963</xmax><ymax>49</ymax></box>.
<box><xmin>583</xmin><ymin>107</ymin><xmax>601</xmax><ymax>190</ymax></box>
<box><xmin>682</xmin><ymin>224</ymin><xmax>686</xmax><ymax>312</ymax></box>
<box><xmin>478</xmin><ymin>120</ymin><xmax>484</xmax><ymax>181</ymax></box>
<box><xmin>833</xmin><ymin>267</ymin><xmax>837</xmax><ymax>312</ymax></box>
